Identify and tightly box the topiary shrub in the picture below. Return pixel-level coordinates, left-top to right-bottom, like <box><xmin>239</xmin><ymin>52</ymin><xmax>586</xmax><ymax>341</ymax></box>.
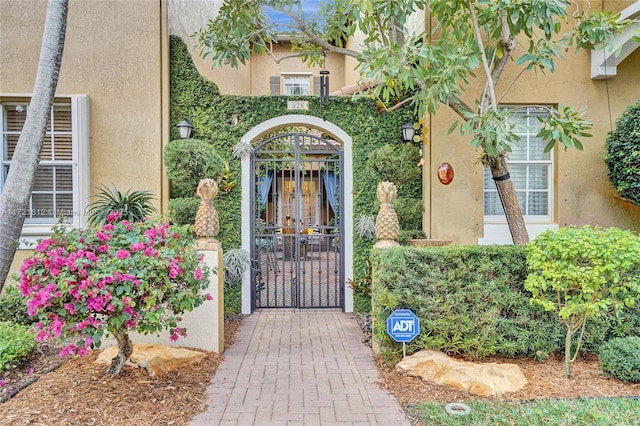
<box><xmin>164</xmin><ymin>139</ymin><xmax>225</xmax><ymax>198</ymax></box>
<box><xmin>604</xmin><ymin>100</ymin><xmax>640</xmax><ymax>206</ymax></box>
<box><xmin>599</xmin><ymin>336</ymin><xmax>640</xmax><ymax>383</ymax></box>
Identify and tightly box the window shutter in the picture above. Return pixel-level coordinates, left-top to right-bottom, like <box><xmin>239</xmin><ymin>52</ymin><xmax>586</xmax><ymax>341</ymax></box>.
<box><xmin>313</xmin><ymin>76</ymin><xmax>321</xmax><ymax>96</ymax></box>
<box><xmin>269</xmin><ymin>76</ymin><xmax>280</xmax><ymax>95</ymax></box>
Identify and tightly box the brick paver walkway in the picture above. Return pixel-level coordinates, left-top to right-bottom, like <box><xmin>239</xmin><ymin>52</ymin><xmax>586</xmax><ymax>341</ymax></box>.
<box><xmin>190</xmin><ymin>309</ymin><xmax>410</xmax><ymax>425</ymax></box>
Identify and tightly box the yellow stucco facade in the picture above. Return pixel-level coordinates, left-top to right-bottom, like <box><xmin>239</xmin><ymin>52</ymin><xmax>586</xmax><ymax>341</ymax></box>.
<box><xmin>1</xmin><ymin>0</ymin><xmax>169</xmax><ymax>278</ymax></box>
<box><xmin>425</xmin><ymin>0</ymin><xmax>640</xmax><ymax>244</ymax></box>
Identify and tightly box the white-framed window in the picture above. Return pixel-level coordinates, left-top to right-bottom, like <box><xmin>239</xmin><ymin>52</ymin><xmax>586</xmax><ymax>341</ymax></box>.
<box><xmin>1</xmin><ymin>95</ymin><xmax>89</xmax><ymax>242</ymax></box>
<box><xmin>484</xmin><ymin>106</ymin><xmax>553</xmax><ymax>223</ymax></box>
<box><xmin>283</xmin><ymin>74</ymin><xmax>311</xmax><ymax>96</ymax></box>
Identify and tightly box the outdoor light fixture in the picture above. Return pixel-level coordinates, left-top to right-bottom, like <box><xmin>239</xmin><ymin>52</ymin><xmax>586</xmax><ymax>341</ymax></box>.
<box><xmin>177</xmin><ymin>119</ymin><xmax>193</xmax><ymax>139</ymax></box>
<box><xmin>401</xmin><ymin>121</ymin><xmax>415</xmax><ymax>143</ymax></box>
<box><xmin>319</xmin><ymin>69</ymin><xmax>330</xmax><ymax>105</ymax></box>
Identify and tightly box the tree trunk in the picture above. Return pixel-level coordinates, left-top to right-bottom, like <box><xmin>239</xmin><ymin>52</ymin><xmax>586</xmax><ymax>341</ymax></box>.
<box><xmin>107</xmin><ymin>330</ymin><xmax>134</xmax><ymax>376</ymax></box>
<box><xmin>488</xmin><ymin>155</ymin><xmax>529</xmax><ymax>245</ymax></box>
<box><xmin>564</xmin><ymin>326</ymin><xmax>573</xmax><ymax>378</ymax></box>
<box><xmin>0</xmin><ymin>0</ymin><xmax>69</xmax><ymax>290</ymax></box>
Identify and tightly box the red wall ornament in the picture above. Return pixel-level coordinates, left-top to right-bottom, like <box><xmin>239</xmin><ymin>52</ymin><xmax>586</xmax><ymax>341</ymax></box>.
<box><xmin>437</xmin><ymin>162</ymin><xmax>454</xmax><ymax>185</ymax></box>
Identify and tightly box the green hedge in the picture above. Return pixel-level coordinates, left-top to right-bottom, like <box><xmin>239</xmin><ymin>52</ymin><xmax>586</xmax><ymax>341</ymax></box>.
<box><xmin>371</xmin><ymin>245</ymin><xmax>640</xmax><ymax>363</ymax></box>
<box><xmin>604</xmin><ymin>100</ymin><xmax>640</xmax><ymax>206</ymax></box>
<box><xmin>170</xmin><ymin>35</ymin><xmax>421</xmax><ymax>290</ymax></box>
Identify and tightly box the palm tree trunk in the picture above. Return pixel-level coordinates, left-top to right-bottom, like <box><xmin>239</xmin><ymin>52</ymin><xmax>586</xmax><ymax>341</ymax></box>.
<box><xmin>488</xmin><ymin>156</ymin><xmax>529</xmax><ymax>245</ymax></box>
<box><xmin>0</xmin><ymin>0</ymin><xmax>69</xmax><ymax>290</ymax></box>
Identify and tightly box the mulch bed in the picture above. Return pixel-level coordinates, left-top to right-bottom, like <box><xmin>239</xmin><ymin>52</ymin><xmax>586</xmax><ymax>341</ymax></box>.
<box><xmin>0</xmin><ymin>321</ymin><xmax>240</xmax><ymax>426</ymax></box>
<box><xmin>377</xmin><ymin>352</ymin><xmax>640</xmax><ymax>409</ymax></box>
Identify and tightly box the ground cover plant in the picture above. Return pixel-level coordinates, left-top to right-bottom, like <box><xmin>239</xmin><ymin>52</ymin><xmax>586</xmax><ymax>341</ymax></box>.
<box><xmin>0</xmin><ymin>321</ymin><xmax>36</xmax><ymax>372</ymax></box>
<box><xmin>599</xmin><ymin>336</ymin><xmax>640</xmax><ymax>383</ymax></box>
<box><xmin>18</xmin><ymin>213</ymin><xmax>212</xmax><ymax>375</ymax></box>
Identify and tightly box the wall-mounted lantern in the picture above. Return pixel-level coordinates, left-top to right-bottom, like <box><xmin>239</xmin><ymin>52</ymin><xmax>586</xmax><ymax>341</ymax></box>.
<box><xmin>177</xmin><ymin>119</ymin><xmax>193</xmax><ymax>139</ymax></box>
<box><xmin>401</xmin><ymin>122</ymin><xmax>416</xmax><ymax>143</ymax></box>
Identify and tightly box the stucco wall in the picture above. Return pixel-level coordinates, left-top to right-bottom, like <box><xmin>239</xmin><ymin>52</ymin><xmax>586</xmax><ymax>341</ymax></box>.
<box><xmin>427</xmin><ymin>1</ymin><xmax>640</xmax><ymax>244</ymax></box>
<box><xmin>167</xmin><ymin>0</ymin><xmax>252</xmax><ymax>95</ymax></box>
<box><xmin>250</xmin><ymin>44</ymin><xmax>346</xmax><ymax>95</ymax></box>
<box><xmin>1</xmin><ymin>0</ymin><xmax>165</xmax><ymax>276</ymax></box>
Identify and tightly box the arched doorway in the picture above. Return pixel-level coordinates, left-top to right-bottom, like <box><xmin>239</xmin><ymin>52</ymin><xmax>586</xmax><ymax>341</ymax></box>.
<box><xmin>240</xmin><ymin>115</ymin><xmax>353</xmax><ymax>313</ymax></box>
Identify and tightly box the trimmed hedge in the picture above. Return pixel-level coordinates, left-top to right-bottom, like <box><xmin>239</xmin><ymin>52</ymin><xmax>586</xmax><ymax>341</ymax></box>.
<box><xmin>371</xmin><ymin>245</ymin><xmax>640</xmax><ymax>363</ymax></box>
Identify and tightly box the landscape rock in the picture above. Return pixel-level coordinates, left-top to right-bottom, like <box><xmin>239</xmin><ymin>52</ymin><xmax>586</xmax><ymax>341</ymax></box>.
<box><xmin>396</xmin><ymin>349</ymin><xmax>528</xmax><ymax>397</ymax></box>
<box><xmin>96</xmin><ymin>343</ymin><xmax>207</xmax><ymax>377</ymax></box>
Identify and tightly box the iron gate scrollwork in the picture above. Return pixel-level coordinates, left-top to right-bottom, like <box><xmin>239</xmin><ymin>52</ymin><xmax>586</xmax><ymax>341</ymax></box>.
<box><xmin>251</xmin><ymin>130</ymin><xmax>343</xmax><ymax>309</ymax></box>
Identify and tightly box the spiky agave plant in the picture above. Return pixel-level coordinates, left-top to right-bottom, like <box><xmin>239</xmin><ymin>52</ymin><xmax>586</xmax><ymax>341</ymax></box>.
<box><xmin>88</xmin><ymin>185</ymin><xmax>158</xmax><ymax>226</ymax></box>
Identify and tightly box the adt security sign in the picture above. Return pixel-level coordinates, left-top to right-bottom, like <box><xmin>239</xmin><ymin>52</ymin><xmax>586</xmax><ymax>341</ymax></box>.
<box><xmin>386</xmin><ymin>309</ymin><xmax>420</xmax><ymax>343</ymax></box>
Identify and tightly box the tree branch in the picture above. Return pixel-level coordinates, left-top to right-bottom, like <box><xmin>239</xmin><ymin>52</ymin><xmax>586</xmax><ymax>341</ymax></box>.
<box><xmin>467</xmin><ymin>0</ymin><xmax>497</xmax><ymax>112</ymax></box>
<box><xmin>491</xmin><ymin>11</ymin><xmax>516</xmax><ymax>85</ymax></box>
<box><xmin>287</xmin><ymin>12</ymin><xmax>361</xmax><ymax>58</ymax></box>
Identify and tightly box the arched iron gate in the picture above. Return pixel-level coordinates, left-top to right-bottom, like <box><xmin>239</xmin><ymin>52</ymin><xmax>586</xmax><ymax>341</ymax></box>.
<box><xmin>251</xmin><ymin>131</ymin><xmax>343</xmax><ymax>309</ymax></box>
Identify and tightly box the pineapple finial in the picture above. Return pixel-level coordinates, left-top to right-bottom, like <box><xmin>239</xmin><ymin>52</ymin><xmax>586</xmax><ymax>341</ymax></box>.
<box><xmin>194</xmin><ymin>179</ymin><xmax>220</xmax><ymax>239</ymax></box>
<box><xmin>374</xmin><ymin>181</ymin><xmax>400</xmax><ymax>248</ymax></box>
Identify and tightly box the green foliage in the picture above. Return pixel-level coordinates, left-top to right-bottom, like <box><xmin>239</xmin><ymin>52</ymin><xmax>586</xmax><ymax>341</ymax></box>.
<box><xmin>0</xmin><ymin>321</ymin><xmax>37</xmax><ymax>372</ymax></box>
<box><xmin>167</xmin><ymin>197</ymin><xmax>201</xmax><ymax>226</ymax></box>
<box><xmin>0</xmin><ymin>285</ymin><xmax>34</xmax><ymax>325</ymax></box>
<box><xmin>397</xmin><ymin>229</ymin><xmax>427</xmax><ymax>246</ymax></box>
<box><xmin>370</xmin><ymin>244</ymin><xmax>640</xmax><ymax>364</ymax></box>
<box><xmin>604</xmin><ymin>100</ymin><xmax>640</xmax><ymax>206</ymax></box>
<box><xmin>164</xmin><ymin>139</ymin><xmax>225</xmax><ymax>198</ymax></box>
<box><xmin>525</xmin><ymin>225</ymin><xmax>640</xmax><ymax>377</ymax></box>
<box><xmin>393</xmin><ymin>198</ymin><xmax>423</xmax><ymax>231</ymax></box>
<box><xmin>87</xmin><ymin>185</ymin><xmax>157</xmax><ymax>227</ymax></box>
<box><xmin>224</xmin><ymin>282</ymin><xmax>242</xmax><ymax>315</ymax></box>
<box><xmin>599</xmin><ymin>336</ymin><xmax>640</xmax><ymax>383</ymax></box>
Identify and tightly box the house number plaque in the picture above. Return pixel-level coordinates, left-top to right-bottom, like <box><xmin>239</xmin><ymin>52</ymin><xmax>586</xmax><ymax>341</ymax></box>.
<box><xmin>287</xmin><ymin>100</ymin><xmax>309</xmax><ymax>110</ymax></box>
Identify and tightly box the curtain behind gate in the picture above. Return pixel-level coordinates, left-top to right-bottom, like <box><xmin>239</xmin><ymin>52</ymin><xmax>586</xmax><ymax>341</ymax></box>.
<box><xmin>259</xmin><ymin>171</ymin><xmax>274</xmax><ymax>206</ymax></box>
<box><xmin>322</xmin><ymin>171</ymin><xmax>338</xmax><ymax>213</ymax></box>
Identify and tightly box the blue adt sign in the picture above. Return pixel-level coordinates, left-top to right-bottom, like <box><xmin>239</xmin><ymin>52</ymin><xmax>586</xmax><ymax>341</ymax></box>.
<box><xmin>386</xmin><ymin>309</ymin><xmax>420</xmax><ymax>343</ymax></box>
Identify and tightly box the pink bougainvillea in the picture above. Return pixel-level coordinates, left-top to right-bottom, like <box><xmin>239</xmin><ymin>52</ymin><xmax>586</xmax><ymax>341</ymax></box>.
<box><xmin>20</xmin><ymin>216</ymin><xmax>212</xmax><ymax>360</ymax></box>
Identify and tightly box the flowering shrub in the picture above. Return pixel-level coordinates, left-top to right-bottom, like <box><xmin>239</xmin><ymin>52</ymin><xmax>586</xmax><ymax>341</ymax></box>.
<box><xmin>19</xmin><ymin>213</ymin><xmax>212</xmax><ymax>375</ymax></box>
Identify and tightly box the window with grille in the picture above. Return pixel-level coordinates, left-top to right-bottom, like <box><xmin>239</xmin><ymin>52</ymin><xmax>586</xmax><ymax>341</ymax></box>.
<box><xmin>283</xmin><ymin>75</ymin><xmax>310</xmax><ymax>96</ymax></box>
<box><xmin>1</xmin><ymin>95</ymin><xmax>89</xmax><ymax>238</ymax></box>
<box><xmin>484</xmin><ymin>106</ymin><xmax>553</xmax><ymax>222</ymax></box>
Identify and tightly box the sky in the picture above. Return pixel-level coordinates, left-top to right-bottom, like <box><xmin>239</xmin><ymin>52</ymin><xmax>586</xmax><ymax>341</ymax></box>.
<box><xmin>265</xmin><ymin>0</ymin><xmax>323</xmax><ymax>31</ymax></box>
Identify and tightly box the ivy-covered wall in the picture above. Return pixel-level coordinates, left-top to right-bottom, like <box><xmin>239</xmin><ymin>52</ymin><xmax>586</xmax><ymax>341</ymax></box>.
<box><xmin>169</xmin><ymin>36</ymin><xmax>421</xmax><ymax>305</ymax></box>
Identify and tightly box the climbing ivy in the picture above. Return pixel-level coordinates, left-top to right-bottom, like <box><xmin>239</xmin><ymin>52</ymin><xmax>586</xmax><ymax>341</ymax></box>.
<box><xmin>169</xmin><ymin>36</ymin><xmax>421</xmax><ymax>303</ymax></box>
